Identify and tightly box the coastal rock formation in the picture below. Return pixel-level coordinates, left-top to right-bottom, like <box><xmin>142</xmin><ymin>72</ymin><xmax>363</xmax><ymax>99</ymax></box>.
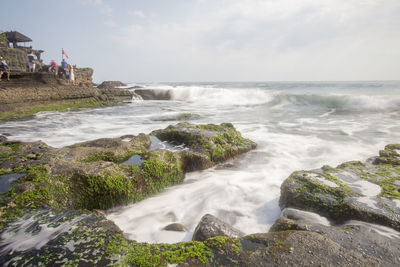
<box><xmin>0</xmin><ymin>46</ymin><xmax>28</xmax><ymax>72</ymax></box>
<box><xmin>268</xmin><ymin>209</ymin><xmax>400</xmax><ymax>266</ymax></box>
<box><xmin>279</xmin><ymin>145</ymin><xmax>400</xmax><ymax>231</ymax></box>
<box><xmin>0</xmin><ymin>72</ymin><xmax>133</xmax><ymax>121</ymax></box>
<box><xmin>0</xmin><ymin>122</ymin><xmax>259</xmax><ymax>265</ymax></box>
<box><xmin>192</xmin><ymin>214</ymin><xmax>244</xmax><ymax>241</ymax></box>
<box><xmin>152</xmin><ymin>122</ymin><xmax>257</xmax><ymax>171</ymax></box>
<box><xmin>1</xmin><ymin>142</ymin><xmax>400</xmax><ymax>266</ymax></box>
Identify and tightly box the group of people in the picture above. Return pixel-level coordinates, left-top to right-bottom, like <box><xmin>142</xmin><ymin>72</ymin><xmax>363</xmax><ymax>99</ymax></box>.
<box><xmin>0</xmin><ymin>56</ymin><xmax>10</xmax><ymax>81</ymax></box>
<box><xmin>0</xmin><ymin>54</ymin><xmax>75</xmax><ymax>84</ymax></box>
<box><xmin>53</xmin><ymin>58</ymin><xmax>75</xmax><ymax>84</ymax></box>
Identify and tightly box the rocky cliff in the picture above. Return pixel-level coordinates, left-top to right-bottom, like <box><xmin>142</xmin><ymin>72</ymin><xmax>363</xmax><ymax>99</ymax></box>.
<box><xmin>0</xmin><ymin>72</ymin><xmax>133</xmax><ymax>121</ymax></box>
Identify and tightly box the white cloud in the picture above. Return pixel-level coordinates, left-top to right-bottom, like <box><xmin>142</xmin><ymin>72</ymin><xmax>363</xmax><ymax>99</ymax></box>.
<box><xmin>108</xmin><ymin>0</ymin><xmax>400</xmax><ymax>81</ymax></box>
<box><xmin>131</xmin><ymin>10</ymin><xmax>146</xmax><ymax>18</ymax></box>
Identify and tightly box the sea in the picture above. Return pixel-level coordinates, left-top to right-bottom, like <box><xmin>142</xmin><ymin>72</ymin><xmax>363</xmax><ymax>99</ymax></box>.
<box><xmin>1</xmin><ymin>81</ymin><xmax>400</xmax><ymax>244</ymax></box>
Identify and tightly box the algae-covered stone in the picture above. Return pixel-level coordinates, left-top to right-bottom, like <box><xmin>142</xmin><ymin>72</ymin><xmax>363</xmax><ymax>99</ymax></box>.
<box><xmin>152</xmin><ymin>122</ymin><xmax>257</xmax><ymax>168</ymax></box>
<box><xmin>0</xmin><ymin>123</ymin><xmax>258</xmax><ymax>266</ymax></box>
<box><xmin>0</xmin><ymin>208</ymin><xmax>126</xmax><ymax>266</ymax></box>
<box><xmin>280</xmin><ymin>144</ymin><xmax>400</xmax><ymax>231</ymax></box>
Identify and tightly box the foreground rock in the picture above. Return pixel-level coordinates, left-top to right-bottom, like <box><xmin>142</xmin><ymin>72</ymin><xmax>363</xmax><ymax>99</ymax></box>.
<box><xmin>152</xmin><ymin>122</ymin><xmax>257</xmax><ymax>171</ymax></box>
<box><xmin>0</xmin><ymin>122</ymin><xmax>258</xmax><ymax>265</ymax></box>
<box><xmin>192</xmin><ymin>214</ymin><xmax>244</xmax><ymax>241</ymax></box>
<box><xmin>269</xmin><ymin>208</ymin><xmax>400</xmax><ymax>266</ymax></box>
<box><xmin>0</xmin><ymin>73</ymin><xmax>133</xmax><ymax>121</ymax></box>
<box><xmin>280</xmin><ymin>144</ymin><xmax>400</xmax><ymax>231</ymax></box>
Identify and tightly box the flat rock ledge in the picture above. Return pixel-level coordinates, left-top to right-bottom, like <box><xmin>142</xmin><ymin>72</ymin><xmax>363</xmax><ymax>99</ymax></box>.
<box><xmin>0</xmin><ymin>73</ymin><xmax>133</xmax><ymax>121</ymax></box>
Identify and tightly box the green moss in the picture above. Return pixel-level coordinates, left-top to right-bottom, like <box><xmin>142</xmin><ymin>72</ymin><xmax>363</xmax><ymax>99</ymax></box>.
<box><xmin>0</xmin><ymin>165</ymin><xmax>71</xmax><ymax>226</ymax></box>
<box><xmin>0</xmin><ymin>32</ymin><xmax>7</xmax><ymax>44</ymax></box>
<box><xmin>211</xmin><ymin>144</ymin><xmax>225</xmax><ymax>162</ymax></box>
<box><xmin>141</xmin><ymin>155</ymin><xmax>183</xmax><ymax>195</ymax></box>
<box><xmin>82</xmin><ymin>151</ymin><xmax>142</xmax><ymax>163</ymax></box>
<box><xmin>76</xmin><ymin>170</ymin><xmax>137</xmax><ymax>210</ymax></box>
<box><xmin>337</xmin><ymin>161</ymin><xmax>365</xmax><ymax>170</ymax></box>
<box><xmin>379</xmin><ymin>178</ymin><xmax>400</xmax><ymax>199</ymax></box>
<box><xmin>105</xmin><ymin>234</ymin><xmax>213</xmax><ymax>267</ymax></box>
<box><xmin>204</xmin><ymin>236</ymin><xmax>242</xmax><ymax>254</ymax></box>
<box><xmin>0</xmin><ymin>99</ymin><xmax>118</xmax><ymax>122</ymax></box>
<box><xmin>268</xmin><ymin>231</ymin><xmax>294</xmax><ymax>255</ymax></box>
<box><xmin>1</xmin><ymin>142</ymin><xmax>22</xmax><ymax>152</ymax></box>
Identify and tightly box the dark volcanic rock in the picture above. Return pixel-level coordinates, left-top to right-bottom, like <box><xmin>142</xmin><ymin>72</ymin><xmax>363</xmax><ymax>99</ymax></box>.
<box><xmin>97</xmin><ymin>80</ymin><xmax>126</xmax><ymax>89</ymax></box>
<box><xmin>134</xmin><ymin>89</ymin><xmax>172</xmax><ymax>100</ymax></box>
<box><xmin>192</xmin><ymin>214</ymin><xmax>244</xmax><ymax>241</ymax></box>
<box><xmin>163</xmin><ymin>223</ymin><xmax>189</xmax><ymax>232</ymax></box>
<box><xmin>0</xmin><ymin>209</ymin><xmax>122</xmax><ymax>266</ymax></box>
<box><xmin>269</xmin><ymin>210</ymin><xmax>400</xmax><ymax>266</ymax></box>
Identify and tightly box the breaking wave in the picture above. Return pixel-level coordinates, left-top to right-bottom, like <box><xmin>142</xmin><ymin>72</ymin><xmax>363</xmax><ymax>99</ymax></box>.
<box><xmin>135</xmin><ymin>83</ymin><xmax>400</xmax><ymax>112</ymax></box>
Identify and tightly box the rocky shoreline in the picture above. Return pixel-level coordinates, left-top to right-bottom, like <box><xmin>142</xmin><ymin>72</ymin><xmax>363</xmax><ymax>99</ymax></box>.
<box><xmin>0</xmin><ymin>118</ymin><xmax>399</xmax><ymax>265</ymax></box>
<box><xmin>0</xmin><ymin>73</ymin><xmax>133</xmax><ymax>121</ymax></box>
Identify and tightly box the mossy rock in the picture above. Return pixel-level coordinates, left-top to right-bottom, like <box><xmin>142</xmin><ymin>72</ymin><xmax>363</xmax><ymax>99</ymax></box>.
<box><xmin>280</xmin><ymin>144</ymin><xmax>400</xmax><ymax>231</ymax></box>
<box><xmin>152</xmin><ymin>122</ymin><xmax>257</xmax><ymax>165</ymax></box>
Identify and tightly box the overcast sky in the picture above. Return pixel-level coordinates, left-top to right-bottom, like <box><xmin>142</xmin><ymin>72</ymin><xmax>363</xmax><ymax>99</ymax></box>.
<box><xmin>2</xmin><ymin>0</ymin><xmax>400</xmax><ymax>82</ymax></box>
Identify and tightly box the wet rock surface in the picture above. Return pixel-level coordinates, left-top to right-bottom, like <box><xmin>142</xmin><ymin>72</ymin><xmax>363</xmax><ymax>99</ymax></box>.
<box><xmin>3</xmin><ymin>130</ymin><xmax>399</xmax><ymax>266</ymax></box>
<box><xmin>280</xmin><ymin>146</ymin><xmax>400</xmax><ymax>230</ymax></box>
<box><xmin>192</xmin><ymin>214</ymin><xmax>245</xmax><ymax>241</ymax></box>
<box><xmin>163</xmin><ymin>223</ymin><xmax>189</xmax><ymax>232</ymax></box>
<box><xmin>0</xmin><ymin>209</ymin><xmax>121</xmax><ymax>266</ymax></box>
<box><xmin>0</xmin><ymin>123</ymin><xmax>258</xmax><ymax>266</ymax></box>
<box><xmin>269</xmin><ymin>209</ymin><xmax>400</xmax><ymax>266</ymax></box>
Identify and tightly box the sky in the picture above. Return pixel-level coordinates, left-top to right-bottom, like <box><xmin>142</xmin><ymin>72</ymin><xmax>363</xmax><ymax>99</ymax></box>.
<box><xmin>2</xmin><ymin>0</ymin><xmax>400</xmax><ymax>83</ymax></box>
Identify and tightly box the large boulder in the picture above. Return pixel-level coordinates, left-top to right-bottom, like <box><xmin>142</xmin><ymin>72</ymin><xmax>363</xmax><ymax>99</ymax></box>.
<box><xmin>192</xmin><ymin>214</ymin><xmax>244</xmax><ymax>241</ymax></box>
<box><xmin>152</xmin><ymin>122</ymin><xmax>257</xmax><ymax>170</ymax></box>
<box><xmin>280</xmin><ymin>145</ymin><xmax>400</xmax><ymax>231</ymax></box>
<box><xmin>269</xmin><ymin>209</ymin><xmax>400</xmax><ymax>266</ymax></box>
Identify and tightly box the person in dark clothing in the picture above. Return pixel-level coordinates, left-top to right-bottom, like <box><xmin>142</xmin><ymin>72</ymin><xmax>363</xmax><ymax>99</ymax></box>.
<box><xmin>0</xmin><ymin>56</ymin><xmax>10</xmax><ymax>81</ymax></box>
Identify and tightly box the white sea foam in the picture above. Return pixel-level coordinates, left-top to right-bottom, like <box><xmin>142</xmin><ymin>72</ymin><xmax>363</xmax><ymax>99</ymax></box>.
<box><xmin>0</xmin><ymin>212</ymin><xmax>85</xmax><ymax>253</ymax></box>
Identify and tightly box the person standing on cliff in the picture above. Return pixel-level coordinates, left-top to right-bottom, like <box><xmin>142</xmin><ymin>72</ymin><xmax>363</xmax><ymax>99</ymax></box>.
<box><xmin>69</xmin><ymin>65</ymin><xmax>75</xmax><ymax>85</ymax></box>
<box><xmin>50</xmin><ymin>60</ymin><xmax>57</xmax><ymax>74</ymax></box>
<box><xmin>27</xmin><ymin>51</ymin><xmax>37</xmax><ymax>72</ymax></box>
<box><xmin>0</xmin><ymin>56</ymin><xmax>10</xmax><ymax>81</ymax></box>
<box><xmin>61</xmin><ymin>58</ymin><xmax>68</xmax><ymax>79</ymax></box>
